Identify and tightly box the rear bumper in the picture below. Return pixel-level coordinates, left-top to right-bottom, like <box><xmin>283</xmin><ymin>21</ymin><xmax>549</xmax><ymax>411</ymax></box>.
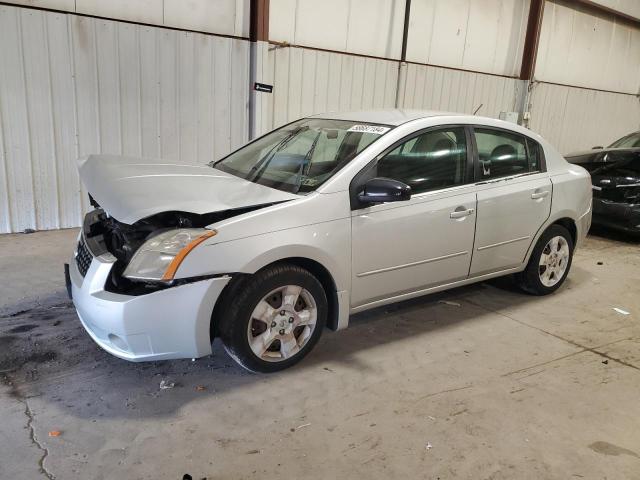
<box><xmin>69</xmin><ymin>251</ymin><xmax>230</xmax><ymax>362</ymax></box>
<box><xmin>576</xmin><ymin>202</ymin><xmax>592</xmax><ymax>248</ymax></box>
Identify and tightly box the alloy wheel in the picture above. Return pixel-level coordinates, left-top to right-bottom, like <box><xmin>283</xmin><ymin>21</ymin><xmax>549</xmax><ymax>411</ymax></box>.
<box><xmin>538</xmin><ymin>235</ymin><xmax>570</xmax><ymax>287</ymax></box>
<box><xmin>247</xmin><ymin>285</ymin><xmax>318</xmax><ymax>362</ymax></box>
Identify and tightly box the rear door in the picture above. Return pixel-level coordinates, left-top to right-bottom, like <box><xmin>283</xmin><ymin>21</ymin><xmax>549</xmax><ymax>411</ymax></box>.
<box><xmin>469</xmin><ymin>127</ymin><xmax>552</xmax><ymax>276</ymax></box>
<box><xmin>590</xmin><ymin>151</ymin><xmax>640</xmax><ymax>220</ymax></box>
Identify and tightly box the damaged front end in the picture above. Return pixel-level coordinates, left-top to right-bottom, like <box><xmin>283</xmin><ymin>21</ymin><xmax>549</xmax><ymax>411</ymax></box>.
<box><xmin>79</xmin><ymin>203</ymin><xmax>264</xmax><ymax>295</ymax></box>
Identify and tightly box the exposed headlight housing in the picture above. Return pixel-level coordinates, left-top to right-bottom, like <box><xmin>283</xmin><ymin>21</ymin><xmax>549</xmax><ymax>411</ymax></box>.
<box><xmin>123</xmin><ymin>229</ymin><xmax>216</xmax><ymax>281</ymax></box>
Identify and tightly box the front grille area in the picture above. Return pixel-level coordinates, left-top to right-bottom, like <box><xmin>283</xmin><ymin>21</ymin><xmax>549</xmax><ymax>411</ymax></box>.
<box><xmin>76</xmin><ymin>236</ymin><xmax>93</xmax><ymax>277</ymax></box>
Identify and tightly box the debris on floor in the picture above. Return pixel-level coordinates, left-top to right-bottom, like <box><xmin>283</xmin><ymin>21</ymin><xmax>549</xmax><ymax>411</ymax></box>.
<box><xmin>613</xmin><ymin>307</ymin><xmax>630</xmax><ymax>315</ymax></box>
<box><xmin>48</xmin><ymin>430</ymin><xmax>61</xmax><ymax>437</ymax></box>
<box><xmin>425</xmin><ymin>442</ymin><xmax>433</xmax><ymax>451</ymax></box>
<box><xmin>195</xmin><ymin>385</ymin><xmax>206</xmax><ymax>391</ymax></box>
<box><xmin>295</xmin><ymin>423</ymin><xmax>311</xmax><ymax>430</ymax></box>
<box><xmin>438</xmin><ymin>300</ymin><xmax>461</xmax><ymax>307</ymax></box>
<box><xmin>159</xmin><ymin>379</ymin><xmax>176</xmax><ymax>390</ymax></box>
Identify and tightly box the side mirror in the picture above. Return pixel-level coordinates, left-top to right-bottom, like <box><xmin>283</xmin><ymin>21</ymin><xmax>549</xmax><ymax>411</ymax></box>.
<box><xmin>357</xmin><ymin>177</ymin><xmax>411</xmax><ymax>204</ymax></box>
<box><xmin>592</xmin><ymin>146</ymin><xmax>603</xmax><ymax>149</ymax></box>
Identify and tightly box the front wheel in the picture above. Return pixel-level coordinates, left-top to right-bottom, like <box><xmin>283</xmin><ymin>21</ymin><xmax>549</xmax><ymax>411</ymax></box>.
<box><xmin>516</xmin><ymin>224</ymin><xmax>574</xmax><ymax>295</ymax></box>
<box><xmin>218</xmin><ymin>264</ymin><xmax>327</xmax><ymax>373</ymax></box>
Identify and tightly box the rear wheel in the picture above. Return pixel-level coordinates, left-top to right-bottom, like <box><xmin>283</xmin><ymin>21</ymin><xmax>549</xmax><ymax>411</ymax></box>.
<box><xmin>218</xmin><ymin>264</ymin><xmax>327</xmax><ymax>373</ymax></box>
<box><xmin>516</xmin><ymin>224</ymin><xmax>574</xmax><ymax>295</ymax></box>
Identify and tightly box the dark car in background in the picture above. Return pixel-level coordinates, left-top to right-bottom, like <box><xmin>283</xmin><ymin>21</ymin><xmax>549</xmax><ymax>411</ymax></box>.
<box><xmin>605</xmin><ymin>131</ymin><xmax>640</xmax><ymax>149</ymax></box>
<box><xmin>566</xmin><ymin>132</ymin><xmax>640</xmax><ymax>235</ymax></box>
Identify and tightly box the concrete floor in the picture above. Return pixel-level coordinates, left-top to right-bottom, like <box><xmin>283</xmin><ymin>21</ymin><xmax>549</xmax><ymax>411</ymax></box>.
<box><xmin>1</xmin><ymin>227</ymin><xmax>639</xmax><ymax>480</ymax></box>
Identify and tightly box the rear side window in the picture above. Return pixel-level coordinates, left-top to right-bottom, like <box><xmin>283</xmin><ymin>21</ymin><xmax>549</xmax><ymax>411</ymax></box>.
<box><xmin>375</xmin><ymin>127</ymin><xmax>468</xmax><ymax>194</ymax></box>
<box><xmin>609</xmin><ymin>132</ymin><xmax>640</xmax><ymax>148</ymax></box>
<box><xmin>474</xmin><ymin>128</ymin><xmax>529</xmax><ymax>180</ymax></box>
<box><xmin>526</xmin><ymin>138</ymin><xmax>542</xmax><ymax>172</ymax></box>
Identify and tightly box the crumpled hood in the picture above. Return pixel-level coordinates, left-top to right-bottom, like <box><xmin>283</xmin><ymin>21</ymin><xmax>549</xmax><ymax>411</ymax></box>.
<box><xmin>78</xmin><ymin>154</ymin><xmax>300</xmax><ymax>224</ymax></box>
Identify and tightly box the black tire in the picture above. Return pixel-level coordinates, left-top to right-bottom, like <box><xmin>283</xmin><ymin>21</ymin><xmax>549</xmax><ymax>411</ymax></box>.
<box><xmin>515</xmin><ymin>224</ymin><xmax>574</xmax><ymax>295</ymax></box>
<box><xmin>218</xmin><ymin>264</ymin><xmax>327</xmax><ymax>373</ymax></box>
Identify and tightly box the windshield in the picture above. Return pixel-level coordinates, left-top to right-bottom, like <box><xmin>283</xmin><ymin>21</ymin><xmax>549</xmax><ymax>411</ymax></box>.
<box><xmin>211</xmin><ymin>118</ymin><xmax>391</xmax><ymax>193</ymax></box>
<box><xmin>609</xmin><ymin>132</ymin><xmax>640</xmax><ymax>148</ymax></box>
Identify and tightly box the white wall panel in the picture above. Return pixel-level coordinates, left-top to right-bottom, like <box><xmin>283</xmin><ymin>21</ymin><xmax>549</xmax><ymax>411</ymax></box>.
<box><xmin>0</xmin><ymin>5</ymin><xmax>250</xmax><ymax>233</ymax></box>
<box><xmin>2</xmin><ymin>0</ymin><xmax>250</xmax><ymax>37</ymax></box>
<box><xmin>528</xmin><ymin>82</ymin><xmax>640</xmax><ymax>154</ymax></box>
<box><xmin>269</xmin><ymin>0</ymin><xmax>405</xmax><ymax>59</ymax></box>
<box><xmin>5</xmin><ymin>0</ymin><xmax>74</xmax><ymax>12</ymax></box>
<box><xmin>164</xmin><ymin>0</ymin><xmax>250</xmax><ymax>37</ymax></box>
<box><xmin>398</xmin><ymin>63</ymin><xmax>523</xmax><ymax>118</ymax></box>
<box><xmin>406</xmin><ymin>0</ymin><xmax>529</xmax><ymax>77</ymax></box>
<box><xmin>266</xmin><ymin>46</ymin><xmax>398</xmax><ymax>131</ymax></box>
<box><xmin>536</xmin><ymin>1</ymin><xmax>640</xmax><ymax>94</ymax></box>
<box><xmin>589</xmin><ymin>0</ymin><xmax>640</xmax><ymax>20</ymax></box>
<box><xmin>76</xmin><ymin>0</ymin><xmax>164</xmax><ymax>25</ymax></box>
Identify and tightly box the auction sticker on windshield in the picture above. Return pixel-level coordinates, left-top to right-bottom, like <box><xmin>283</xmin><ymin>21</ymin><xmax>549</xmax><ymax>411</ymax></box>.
<box><xmin>347</xmin><ymin>125</ymin><xmax>391</xmax><ymax>135</ymax></box>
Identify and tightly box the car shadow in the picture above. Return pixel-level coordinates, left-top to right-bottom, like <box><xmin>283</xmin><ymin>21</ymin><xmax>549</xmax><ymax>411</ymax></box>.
<box><xmin>0</xmin><ymin>267</ymin><xmax>588</xmax><ymax>420</ymax></box>
<box><xmin>587</xmin><ymin>225</ymin><xmax>640</xmax><ymax>244</ymax></box>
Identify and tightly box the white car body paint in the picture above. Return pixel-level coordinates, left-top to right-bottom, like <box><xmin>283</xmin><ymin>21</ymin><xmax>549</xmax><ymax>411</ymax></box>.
<box><xmin>69</xmin><ymin>110</ymin><xmax>592</xmax><ymax>361</ymax></box>
<box><xmin>78</xmin><ymin>154</ymin><xmax>299</xmax><ymax>225</ymax></box>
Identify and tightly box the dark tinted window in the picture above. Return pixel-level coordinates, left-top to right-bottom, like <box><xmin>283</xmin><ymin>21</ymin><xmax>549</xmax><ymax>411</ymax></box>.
<box><xmin>526</xmin><ymin>138</ymin><xmax>542</xmax><ymax>172</ymax></box>
<box><xmin>375</xmin><ymin>127</ymin><xmax>468</xmax><ymax>194</ymax></box>
<box><xmin>609</xmin><ymin>132</ymin><xmax>640</xmax><ymax>148</ymax></box>
<box><xmin>474</xmin><ymin>128</ymin><xmax>530</xmax><ymax>180</ymax></box>
<box><xmin>594</xmin><ymin>152</ymin><xmax>640</xmax><ymax>176</ymax></box>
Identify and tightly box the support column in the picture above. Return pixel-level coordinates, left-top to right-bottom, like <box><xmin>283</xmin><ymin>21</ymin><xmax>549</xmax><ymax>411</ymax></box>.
<box><xmin>518</xmin><ymin>0</ymin><xmax>545</xmax><ymax>126</ymax></box>
<box><xmin>249</xmin><ymin>0</ymin><xmax>271</xmax><ymax>139</ymax></box>
<box><xmin>395</xmin><ymin>0</ymin><xmax>411</xmax><ymax>108</ymax></box>
<box><xmin>519</xmin><ymin>0</ymin><xmax>544</xmax><ymax>81</ymax></box>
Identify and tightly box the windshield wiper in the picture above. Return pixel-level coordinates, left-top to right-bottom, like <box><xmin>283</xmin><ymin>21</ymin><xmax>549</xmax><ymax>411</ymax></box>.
<box><xmin>248</xmin><ymin>126</ymin><xmax>308</xmax><ymax>183</ymax></box>
<box><xmin>293</xmin><ymin>130</ymin><xmax>322</xmax><ymax>193</ymax></box>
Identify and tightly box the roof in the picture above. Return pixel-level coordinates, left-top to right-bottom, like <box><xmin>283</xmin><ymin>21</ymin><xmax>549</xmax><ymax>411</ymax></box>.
<box><xmin>566</xmin><ymin>147</ymin><xmax>640</xmax><ymax>161</ymax></box>
<box><xmin>310</xmin><ymin>109</ymin><xmax>464</xmax><ymax>126</ymax></box>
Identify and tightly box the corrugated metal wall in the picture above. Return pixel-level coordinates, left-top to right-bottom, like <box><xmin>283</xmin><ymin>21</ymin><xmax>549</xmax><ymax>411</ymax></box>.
<box><xmin>4</xmin><ymin>0</ymin><xmax>251</xmax><ymax>37</ymax></box>
<box><xmin>269</xmin><ymin>0</ymin><xmax>406</xmax><ymax>59</ymax></box>
<box><xmin>398</xmin><ymin>63</ymin><xmax>523</xmax><ymax>118</ymax></box>
<box><xmin>266</xmin><ymin>46</ymin><xmax>398</xmax><ymax>131</ymax></box>
<box><xmin>536</xmin><ymin>0</ymin><xmax>640</xmax><ymax>94</ymax></box>
<box><xmin>406</xmin><ymin>0</ymin><xmax>530</xmax><ymax>77</ymax></box>
<box><xmin>528</xmin><ymin>82</ymin><xmax>640</xmax><ymax>154</ymax></box>
<box><xmin>0</xmin><ymin>5</ymin><xmax>250</xmax><ymax>233</ymax></box>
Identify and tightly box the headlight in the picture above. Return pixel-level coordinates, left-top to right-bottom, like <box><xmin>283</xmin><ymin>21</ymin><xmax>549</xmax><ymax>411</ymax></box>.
<box><xmin>123</xmin><ymin>229</ymin><xmax>216</xmax><ymax>281</ymax></box>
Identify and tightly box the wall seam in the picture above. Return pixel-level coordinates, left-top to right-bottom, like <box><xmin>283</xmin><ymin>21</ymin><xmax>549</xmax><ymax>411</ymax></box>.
<box><xmin>17</xmin><ymin>8</ymin><xmax>37</xmax><ymax>230</ymax></box>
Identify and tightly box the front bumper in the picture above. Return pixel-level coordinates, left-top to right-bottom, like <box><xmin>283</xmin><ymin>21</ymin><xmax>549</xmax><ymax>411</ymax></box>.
<box><xmin>69</xmin><ymin>245</ymin><xmax>230</xmax><ymax>362</ymax></box>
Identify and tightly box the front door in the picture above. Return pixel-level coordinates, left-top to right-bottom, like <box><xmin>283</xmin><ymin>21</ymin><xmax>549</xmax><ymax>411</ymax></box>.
<box><xmin>350</xmin><ymin>126</ymin><xmax>477</xmax><ymax>307</ymax></box>
<box><xmin>469</xmin><ymin>127</ymin><xmax>552</xmax><ymax>276</ymax></box>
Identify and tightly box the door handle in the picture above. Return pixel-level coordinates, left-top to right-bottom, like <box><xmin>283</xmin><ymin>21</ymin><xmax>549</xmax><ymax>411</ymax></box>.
<box><xmin>450</xmin><ymin>208</ymin><xmax>475</xmax><ymax>219</ymax></box>
<box><xmin>531</xmin><ymin>191</ymin><xmax>549</xmax><ymax>199</ymax></box>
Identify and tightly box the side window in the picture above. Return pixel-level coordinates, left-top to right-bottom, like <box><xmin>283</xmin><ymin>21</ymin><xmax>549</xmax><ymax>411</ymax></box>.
<box><xmin>526</xmin><ymin>138</ymin><xmax>542</xmax><ymax>172</ymax></box>
<box><xmin>474</xmin><ymin>128</ymin><xmax>528</xmax><ymax>180</ymax></box>
<box><xmin>375</xmin><ymin>128</ymin><xmax>468</xmax><ymax>194</ymax></box>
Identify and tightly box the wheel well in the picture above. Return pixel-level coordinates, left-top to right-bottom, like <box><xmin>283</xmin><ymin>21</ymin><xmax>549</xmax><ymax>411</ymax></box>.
<box><xmin>210</xmin><ymin>257</ymin><xmax>340</xmax><ymax>340</ymax></box>
<box><xmin>551</xmin><ymin>217</ymin><xmax>577</xmax><ymax>245</ymax></box>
